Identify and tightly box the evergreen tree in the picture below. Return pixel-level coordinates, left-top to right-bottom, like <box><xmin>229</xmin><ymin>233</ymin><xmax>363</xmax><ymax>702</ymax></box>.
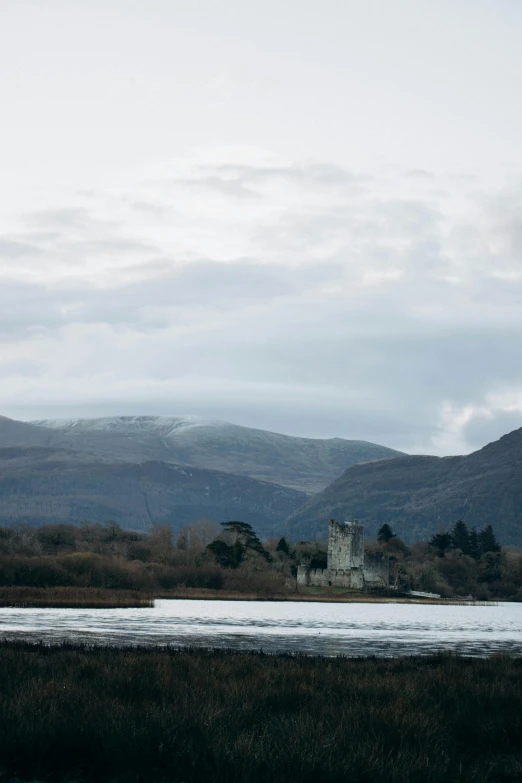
<box><xmin>429</xmin><ymin>531</ymin><xmax>452</xmax><ymax>557</ymax></box>
<box><xmin>221</xmin><ymin>521</ymin><xmax>271</xmax><ymax>561</ymax></box>
<box><xmin>207</xmin><ymin>521</ymin><xmax>270</xmax><ymax>569</ymax></box>
<box><xmin>451</xmin><ymin>520</ymin><xmax>470</xmax><ymax>555</ymax></box>
<box><xmin>377</xmin><ymin>523</ymin><xmax>396</xmax><ymax>543</ymax></box>
<box><xmin>309</xmin><ymin>550</ymin><xmax>327</xmax><ymax>569</ymax></box>
<box><xmin>468</xmin><ymin>527</ymin><xmax>480</xmax><ymax>560</ymax></box>
<box><xmin>276</xmin><ymin>537</ymin><xmax>291</xmax><ymax>556</ymax></box>
<box><xmin>206</xmin><ymin>539</ymin><xmax>242</xmax><ymax>568</ymax></box>
<box><xmin>478</xmin><ymin>525</ymin><xmax>501</xmax><ymax>555</ymax></box>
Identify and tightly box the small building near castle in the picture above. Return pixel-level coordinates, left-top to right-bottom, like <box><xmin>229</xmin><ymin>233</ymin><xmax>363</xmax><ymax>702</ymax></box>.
<box><xmin>296</xmin><ymin>519</ymin><xmax>389</xmax><ymax>589</ymax></box>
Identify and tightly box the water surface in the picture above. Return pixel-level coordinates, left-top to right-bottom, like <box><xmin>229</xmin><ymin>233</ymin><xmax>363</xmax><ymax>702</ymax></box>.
<box><xmin>0</xmin><ymin>599</ymin><xmax>520</xmax><ymax>657</ymax></box>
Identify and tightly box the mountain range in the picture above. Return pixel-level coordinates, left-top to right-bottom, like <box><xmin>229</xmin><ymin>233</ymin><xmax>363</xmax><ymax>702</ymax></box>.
<box><xmin>4</xmin><ymin>413</ymin><xmax>521</xmax><ymax>545</ymax></box>
<box><xmin>286</xmin><ymin>427</ymin><xmax>522</xmax><ymax>545</ymax></box>
<box><xmin>29</xmin><ymin>415</ymin><xmax>402</xmax><ymax>493</ymax></box>
<box><xmin>0</xmin><ymin>415</ymin><xmax>402</xmax><ymax>535</ymax></box>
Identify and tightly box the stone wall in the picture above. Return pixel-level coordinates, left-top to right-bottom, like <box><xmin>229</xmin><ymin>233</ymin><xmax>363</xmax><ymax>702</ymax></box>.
<box><xmin>296</xmin><ymin>565</ymin><xmax>365</xmax><ymax>589</ymax></box>
<box><xmin>298</xmin><ymin>567</ymin><xmax>329</xmax><ymax>586</ymax></box>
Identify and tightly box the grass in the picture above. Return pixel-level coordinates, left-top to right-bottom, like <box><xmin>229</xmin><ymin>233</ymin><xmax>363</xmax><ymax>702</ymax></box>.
<box><xmin>0</xmin><ymin>586</ymin><xmax>154</xmax><ymax>608</ymax></box>
<box><xmin>0</xmin><ymin>585</ymin><xmax>480</xmax><ymax>607</ymax></box>
<box><xmin>0</xmin><ymin>643</ymin><xmax>521</xmax><ymax>782</ymax></box>
<box><xmin>153</xmin><ymin>586</ymin><xmax>478</xmax><ymax>604</ymax></box>
<box><xmin>0</xmin><ymin>585</ymin><xmax>486</xmax><ymax>607</ymax></box>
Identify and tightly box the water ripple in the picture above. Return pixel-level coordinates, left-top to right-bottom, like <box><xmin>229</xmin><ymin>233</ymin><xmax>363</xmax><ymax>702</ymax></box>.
<box><xmin>0</xmin><ymin>599</ymin><xmax>520</xmax><ymax>657</ymax></box>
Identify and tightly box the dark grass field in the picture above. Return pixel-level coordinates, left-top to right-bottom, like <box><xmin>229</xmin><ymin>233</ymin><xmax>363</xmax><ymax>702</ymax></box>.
<box><xmin>0</xmin><ymin>644</ymin><xmax>521</xmax><ymax>783</ymax></box>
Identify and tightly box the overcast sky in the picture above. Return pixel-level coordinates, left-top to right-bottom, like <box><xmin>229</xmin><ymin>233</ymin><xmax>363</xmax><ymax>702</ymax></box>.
<box><xmin>2</xmin><ymin>0</ymin><xmax>522</xmax><ymax>455</ymax></box>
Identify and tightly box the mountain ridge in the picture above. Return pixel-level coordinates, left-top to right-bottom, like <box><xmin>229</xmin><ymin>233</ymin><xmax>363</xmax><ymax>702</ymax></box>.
<box><xmin>285</xmin><ymin>426</ymin><xmax>522</xmax><ymax>545</ymax></box>
<box><xmin>25</xmin><ymin>414</ymin><xmax>404</xmax><ymax>492</ymax></box>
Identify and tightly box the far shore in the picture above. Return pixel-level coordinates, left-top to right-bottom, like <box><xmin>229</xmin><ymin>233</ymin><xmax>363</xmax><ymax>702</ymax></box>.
<box><xmin>154</xmin><ymin>587</ymin><xmax>496</xmax><ymax>605</ymax></box>
<box><xmin>0</xmin><ymin>587</ymin><xmax>154</xmax><ymax>609</ymax></box>
<box><xmin>0</xmin><ymin>585</ymin><xmax>496</xmax><ymax>608</ymax></box>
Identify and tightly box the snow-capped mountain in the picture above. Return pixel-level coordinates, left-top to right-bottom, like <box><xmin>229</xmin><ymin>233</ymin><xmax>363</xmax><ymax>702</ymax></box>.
<box><xmin>33</xmin><ymin>414</ymin><xmax>219</xmax><ymax>435</ymax></box>
<box><xmin>30</xmin><ymin>415</ymin><xmax>404</xmax><ymax>493</ymax></box>
<box><xmin>0</xmin><ymin>414</ymin><xmax>403</xmax><ymax>534</ymax></box>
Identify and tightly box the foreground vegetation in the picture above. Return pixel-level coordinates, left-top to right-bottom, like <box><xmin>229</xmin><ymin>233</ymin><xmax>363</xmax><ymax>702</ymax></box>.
<box><xmin>0</xmin><ymin>586</ymin><xmax>153</xmax><ymax>608</ymax></box>
<box><xmin>0</xmin><ymin>518</ymin><xmax>521</xmax><ymax>601</ymax></box>
<box><xmin>0</xmin><ymin>643</ymin><xmax>521</xmax><ymax>783</ymax></box>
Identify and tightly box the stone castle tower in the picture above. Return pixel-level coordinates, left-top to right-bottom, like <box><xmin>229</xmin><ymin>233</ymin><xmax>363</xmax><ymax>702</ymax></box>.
<box><xmin>327</xmin><ymin>518</ymin><xmax>364</xmax><ymax>570</ymax></box>
<box><xmin>297</xmin><ymin>519</ymin><xmax>388</xmax><ymax>590</ymax></box>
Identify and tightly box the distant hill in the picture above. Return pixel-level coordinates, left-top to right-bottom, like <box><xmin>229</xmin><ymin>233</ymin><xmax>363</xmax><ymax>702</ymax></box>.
<box><xmin>285</xmin><ymin>427</ymin><xmax>522</xmax><ymax>545</ymax></box>
<box><xmin>0</xmin><ymin>446</ymin><xmax>306</xmax><ymax>537</ymax></box>
<box><xmin>27</xmin><ymin>415</ymin><xmax>404</xmax><ymax>493</ymax></box>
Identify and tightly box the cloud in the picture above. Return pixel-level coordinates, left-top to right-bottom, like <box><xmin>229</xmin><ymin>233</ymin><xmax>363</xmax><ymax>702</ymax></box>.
<box><xmin>405</xmin><ymin>169</ymin><xmax>434</xmax><ymax>179</ymax></box>
<box><xmin>208</xmin><ymin>161</ymin><xmax>362</xmax><ymax>188</ymax></box>
<box><xmin>2</xmin><ymin>149</ymin><xmax>522</xmax><ymax>455</ymax></box>
<box><xmin>0</xmin><ymin>239</ymin><xmax>42</xmax><ymax>258</ymax></box>
<box><xmin>180</xmin><ymin>176</ymin><xmax>260</xmax><ymax>200</ymax></box>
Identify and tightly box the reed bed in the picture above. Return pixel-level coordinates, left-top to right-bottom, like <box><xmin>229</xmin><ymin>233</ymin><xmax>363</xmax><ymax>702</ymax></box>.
<box><xmin>154</xmin><ymin>586</ymin><xmax>474</xmax><ymax>604</ymax></box>
<box><xmin>0</xmin><ymin>585</ymin><xmax>482</xmax><ymax>607</ymax></box>
<box><xmin>0</xmin><ymin>643</ymin><xmax>521</xmax><ymax>783</ymax></box>
<box><xmin>0</xmin><ymin>586</ymin><xmax>153</xmax><ymax>608</ymax></box>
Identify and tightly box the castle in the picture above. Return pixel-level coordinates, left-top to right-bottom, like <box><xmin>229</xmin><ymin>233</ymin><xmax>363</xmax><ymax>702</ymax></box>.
<box><xmin>296</xmin><ymin>519</ymin><xmax>389</xmax><ymax>589</ymax></box>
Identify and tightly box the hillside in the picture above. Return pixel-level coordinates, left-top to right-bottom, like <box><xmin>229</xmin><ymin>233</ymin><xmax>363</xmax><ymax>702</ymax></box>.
<box><xmin>27</xmin><ymin>415</ymin><xmax>403</xmax><ymax>492</ymax></box>
<box><xmin>285</xmin><ymin>427</ymin><xmax>522</xmax><ymax>545</ymax></box>
<box><xmin>0</xmin><ymin>446</ymin><xmax>306</xmax><ymax>537</ymax></box>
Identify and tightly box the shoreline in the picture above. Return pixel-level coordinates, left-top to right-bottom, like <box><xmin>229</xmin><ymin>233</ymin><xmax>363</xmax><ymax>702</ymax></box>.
<box><xmin>0</xmin><ymin>586</ymin><xmax>497</xmax><ymax>608</ymax></box>
<box><xmin>154</xmin><ymin>589</ymin><xmax>495</xmax><ymax>606</ymax></box>
<box><xmin>0</xmin><ymin>587</ymin><xmax>154</xmax><ymax>609</ymax></box>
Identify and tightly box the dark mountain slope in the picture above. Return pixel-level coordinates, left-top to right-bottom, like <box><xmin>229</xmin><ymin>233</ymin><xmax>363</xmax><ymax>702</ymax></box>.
<box><xmin>0</xmin><ymin>447</ymin><xmax>306</xmax><ymax>537</ymax></box>
<box><xmin>0</xmin><ymin>416</ymin><xmax>54</xmax><ymax>447</ymax></box>
<box><xmin>285</xmin><ymin>427</ymin><xmax>522</xmax><ymax>545</ymax></box>
<box><xmin>29</xmin><ymin>415</ymin><xmax>404</xmax><ymax>493</ymax></box>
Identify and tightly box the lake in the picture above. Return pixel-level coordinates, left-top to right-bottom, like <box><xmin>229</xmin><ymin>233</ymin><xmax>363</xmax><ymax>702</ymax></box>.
<box><xmin>0</xmin><ymin>599</ymin><xmax>520</xmax><ymax>657</ymax></box>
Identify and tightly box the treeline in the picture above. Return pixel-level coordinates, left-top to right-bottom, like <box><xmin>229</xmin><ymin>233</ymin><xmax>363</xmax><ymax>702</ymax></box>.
<box><xmin>428</xmin><ymin>521</ymin><xmax>500</xmax><ymax>559</ymax></box>
<box><xmin>371</xmin><ymin>521</ymin><xmax>522</xmax><ymax>600</ymax></box>
<box><xmin>0</xmin><ymin>520</ymin><xmax>302</xmax><ymax>595</ymax></box>
<box><xmin>1</xmin><ymin>518</ymin><xmax>522</xmax><ymax>600</ymax></box>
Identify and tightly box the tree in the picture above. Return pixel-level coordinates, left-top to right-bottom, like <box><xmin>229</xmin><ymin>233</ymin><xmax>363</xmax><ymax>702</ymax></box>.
<box><xmin>149</xmin><ymin>525</ymin><xmax>174</xmax><ymax>564</ymax></box>
<box><xmin>206</xmin><ymin>539</ymin><xmax>242</xmax><ymax>568</ymax></box>
<box><xmin>429</xmin><ymin>532</ymin><xmax>452</xmax><ymax>557</ymax></box>
<box><xmin>207</xmin><ymin>521</ymin><xmax>270</xmax><ymax>569</ymax></box>
<box><xmin>468</xmin><ymin>528</ymin><xmax>480</xmax><ymax>560</ymax></box>
<box><xmin>275</xmin><ymin>537</ymin><xmax>291</xmax><ymax>556</ymax></box>
<box><xmin>309</xmin><ymin>550</ymin><xmax>327</xmax><ymax>569</ymax></box>
<box><xmin>377</xmin><ymin>524</ymin><xmax>396</xmax><ymax>543</ymax></box>
<box><xmin>221</xmin><ymin>521</ymin><xmax>270</xmax><ymax>562</ymax></box>
<box><xmin>451</xmin><ymin>521</ymin><xmax>470</xmax><ymax>555</ymax></box>
<box><xmin>104</xmin><ymin>521</ymin><xmax>123</xmax><ymax>542</ymax></box>
<box><xmin>187</xmin><ymin>518</ymin><xmax>221</xmax><ymax>547</ymax></box>
<box><xmin>478</xmin><ymin>525</ymin><xmax>501</xmax><ymax>555</ymax></box>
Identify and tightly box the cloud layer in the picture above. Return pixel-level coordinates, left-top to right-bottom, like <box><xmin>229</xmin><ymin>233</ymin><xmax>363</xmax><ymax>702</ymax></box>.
<box><xmin>1</xmin><ymin>147</ymin><xmax>522</xmax><ymax>454</ymax></box>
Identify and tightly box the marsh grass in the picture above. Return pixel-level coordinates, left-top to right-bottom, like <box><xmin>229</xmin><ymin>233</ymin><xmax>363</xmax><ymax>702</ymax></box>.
<box><xmin>0</xmin><ymin>586</ymin><xmax>153</xmax><ymax>608</ymax></box>
<box><xmin>0</xmin><ymin>584</ymin><xmax>473</xmax><ymax>607</ymax></box>
<box><xmin>0</xmin><ymin>643</ymin><xmax>521</xmax><ymax>782</ymax></box>
<box><xmin>154</xmin><ymin>586</ymin><xmax>475</xmax><ymax>604</ymax></box>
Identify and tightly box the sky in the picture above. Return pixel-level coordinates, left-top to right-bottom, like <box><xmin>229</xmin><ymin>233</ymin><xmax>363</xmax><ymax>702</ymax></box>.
<box><xmin>1</xmin><ymin>0</ymin><xmax>522</xmax><ymax>455</ymax></box>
